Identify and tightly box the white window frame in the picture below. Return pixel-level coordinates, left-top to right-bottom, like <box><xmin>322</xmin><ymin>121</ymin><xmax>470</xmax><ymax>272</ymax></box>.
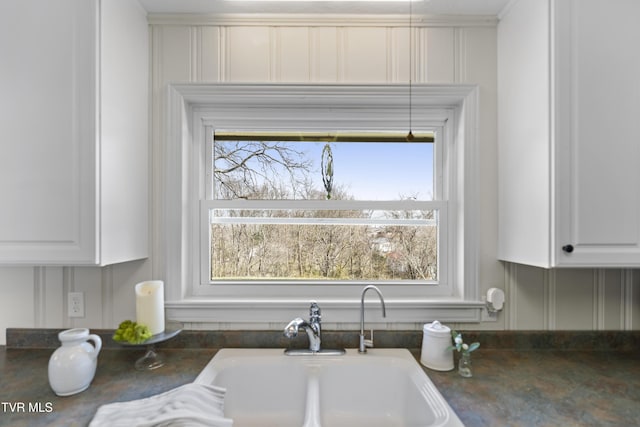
<box><xmin>202</xmin><ymin>131</ymin><xmax>446</xmax><ymax>290</ymax></box>
<box><xmin>160</xmin><ymin>84</ymin><xmax>483</xmax><ymax>325</ymax></box>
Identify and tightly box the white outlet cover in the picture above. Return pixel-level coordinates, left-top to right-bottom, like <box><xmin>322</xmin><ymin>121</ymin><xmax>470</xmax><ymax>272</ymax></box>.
<box><xmin>68</xmin><ymin>292</ymin><xmax>85</xmax><ymax>318</ymax></box>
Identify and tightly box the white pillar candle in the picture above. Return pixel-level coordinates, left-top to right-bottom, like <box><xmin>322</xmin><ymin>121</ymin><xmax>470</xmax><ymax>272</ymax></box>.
<box><xmin>135</xmin><ymin>280</ymin><xmax>165</xmax><ymax>335</ymax></box>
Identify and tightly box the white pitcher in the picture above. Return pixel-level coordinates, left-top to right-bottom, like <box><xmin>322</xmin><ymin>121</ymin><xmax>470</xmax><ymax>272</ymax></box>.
<box><xmin>48</xmin><ymin>328</ymin><xmax>102</xmax><ymax>396</ymax></box>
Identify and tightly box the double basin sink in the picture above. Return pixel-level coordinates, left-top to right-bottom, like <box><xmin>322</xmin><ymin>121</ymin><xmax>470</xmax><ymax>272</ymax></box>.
<box><xmin>194</xmin><ymin>348</ymin><xmax>463</xmax><ymax>427</ymax></box>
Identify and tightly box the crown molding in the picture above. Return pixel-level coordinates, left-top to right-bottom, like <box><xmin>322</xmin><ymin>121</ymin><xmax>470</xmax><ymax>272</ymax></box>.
<box><xmin>147</xmin><ymin>13</ymin><xmax>498</xmax><ymax>27</ymax></box>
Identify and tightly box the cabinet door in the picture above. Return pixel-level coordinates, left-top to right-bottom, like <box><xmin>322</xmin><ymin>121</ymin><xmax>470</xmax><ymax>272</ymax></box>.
<box><xmin>497</xmin><ymin>0</ymin><xmax>553</xmax><ymax>268</ymax></box>
<box><xmin>555</xmin><ymin>0</ymin><xmax>640</xmax><ymax>266</ymax></box>
<box><xmin>0</xmin><ymin>0</ymin><xmax>98</xmax><ymax>264</ymax></box>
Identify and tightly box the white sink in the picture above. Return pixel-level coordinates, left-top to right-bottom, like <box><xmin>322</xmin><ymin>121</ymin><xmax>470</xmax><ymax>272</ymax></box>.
<box><xmin>194</xmin><ymin>348</ymin><xmax>464</xmax><ymax>427</ymax></box>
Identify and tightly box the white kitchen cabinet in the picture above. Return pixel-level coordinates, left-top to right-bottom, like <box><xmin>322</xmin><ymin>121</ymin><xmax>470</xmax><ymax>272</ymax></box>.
<box><xmin>0</xmin><ymin>0</ymin><xmax>148</xmax><ymax>266</ymax></box>
<box><xmin>498</xmin><ymin>0</ymin><xmax>640</xmax><ymax>268</ymax></box>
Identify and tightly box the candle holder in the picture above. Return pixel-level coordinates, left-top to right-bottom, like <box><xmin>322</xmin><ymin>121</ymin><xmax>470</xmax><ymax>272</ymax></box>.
<box><xmin>118</xmin><ymin>329</ymin><xmax>182</xmax><ymax>371</ymax></box>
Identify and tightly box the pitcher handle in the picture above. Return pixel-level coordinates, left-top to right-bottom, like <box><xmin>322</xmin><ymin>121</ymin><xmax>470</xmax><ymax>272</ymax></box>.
<box><xmin>87</xmin><ymin>334</ymin><xmax>102</xmax><ymax>359</ymax></box>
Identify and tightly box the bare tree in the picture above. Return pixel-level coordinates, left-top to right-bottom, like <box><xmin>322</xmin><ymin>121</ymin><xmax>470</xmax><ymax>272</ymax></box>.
<box><xmin>210</xmin><ymin>141</ymin><xmax>438</xmax><ymax>282</ymax></box>
<box><xmin>214</xmin><ymin>141</ymin><xmax>312</xmax><ymax>199</ymax></box>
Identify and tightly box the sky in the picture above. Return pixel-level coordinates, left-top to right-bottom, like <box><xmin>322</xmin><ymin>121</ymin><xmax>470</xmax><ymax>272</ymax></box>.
<box><xmin>215</xmin><ymin>138</ymin><xmax>435</xmax><ymax>201</ymax></box>
<box><xmin>306</xmin><ymin>141</ymin><xmax>434</xmax><ymax>201</ymax></box>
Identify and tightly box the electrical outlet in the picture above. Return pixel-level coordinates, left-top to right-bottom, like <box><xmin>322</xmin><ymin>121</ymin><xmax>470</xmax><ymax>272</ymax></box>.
<box><xmin>68</xmin><ymin>292</ymin><xmax>85</xmax><ymax>318</ymax></box>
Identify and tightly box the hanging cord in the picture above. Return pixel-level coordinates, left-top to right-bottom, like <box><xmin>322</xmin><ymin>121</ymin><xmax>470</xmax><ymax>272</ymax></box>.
<box><xmin>321</xmin><ymin>143</ymin><xmax>334</xmax><ymax>199</ymax></box>
<box><xmin>407</xmin><ymin>0</ymin><xmax>414</xmax><ymax>141</ymax></box>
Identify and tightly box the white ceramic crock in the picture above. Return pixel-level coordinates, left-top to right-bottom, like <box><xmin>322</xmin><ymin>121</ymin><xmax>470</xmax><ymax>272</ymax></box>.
<box><xmin>48</xmin><ymin>328</ymin><xmax>102</xmax><ymax>396</ymax></box>
<box><xmin>420</xmin><ymin>320</ymin><xmax>454</xmax><ymax>371</ymax></box>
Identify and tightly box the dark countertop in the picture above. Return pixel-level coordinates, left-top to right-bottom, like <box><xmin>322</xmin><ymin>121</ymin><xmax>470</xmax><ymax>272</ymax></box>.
<box><xmin>0</xmin><ymin>347</ymin><xmax>215</xmax><ymax>427</ymax></box>
<box><xmin>427</xmin><ymin>350</ymin><xmax>639</xmax><ymax>427</ymax></box>
<box><xmin>1</xmin><ymin>330</ymin><xmax>639</xmax><ymax>426</ymax></box>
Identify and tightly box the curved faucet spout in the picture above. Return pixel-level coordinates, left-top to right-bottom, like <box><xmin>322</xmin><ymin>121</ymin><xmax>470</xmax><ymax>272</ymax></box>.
<box><xmin>284</xmin><ymin>317</ymin><xmax>306</xmax><ymax>338</ymax></box>
<box><xmin>284</xmin><ymin>316</ymin><xmax>321</xmax><ymax>352</ymax></box>
<box><xmin>359</xmin><ymin>285</ymin><xmax>386</xmax><ymax>353</ymax></box>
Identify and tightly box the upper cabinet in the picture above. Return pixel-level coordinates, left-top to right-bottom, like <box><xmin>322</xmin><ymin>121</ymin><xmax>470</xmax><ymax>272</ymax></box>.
<box><xmin>0</xmin><ymin>0</ymin><xmax>148</xmax><ymax>266</ymax></box>
<box><xmin>498</xmin><ymin>0</ymin><xmax>640</xmax><ymax>268</ymax></box>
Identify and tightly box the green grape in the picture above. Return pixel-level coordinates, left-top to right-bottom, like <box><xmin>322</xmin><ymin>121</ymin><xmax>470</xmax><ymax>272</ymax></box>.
<box><xmin>134</xmin><ymin>323</ymin><xmax>153</xmax><ymax>343</ymax></box>
<box><xmin>113</xmin><ymin>320</ymin><xmax>152</xmax><ymax>344</ymax></box>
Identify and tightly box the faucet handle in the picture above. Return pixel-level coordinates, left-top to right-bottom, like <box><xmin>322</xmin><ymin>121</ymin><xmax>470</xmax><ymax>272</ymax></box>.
<box><xmin>364</xmin><ymin>329</ymin><xmax>375</xmax><ymax>348</ymax></box>
<box><xmin>359</xmin><ymin>329</ymin><xmax>376</xmax><ymax>352</ymax></box>
<box><xmin>309</xmin><ymin>301</ymin><xmax>321</xmax><ymax>320</ymax></box>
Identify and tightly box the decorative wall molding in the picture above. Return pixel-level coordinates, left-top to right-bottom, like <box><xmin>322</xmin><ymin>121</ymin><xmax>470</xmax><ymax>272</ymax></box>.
<box><xmin>147</xmin><ymin>13</ymin><xmax>499</xmax><ymax>28</ymax></box>
<box><xmin>504</xmin><ymin>262</ymin><xmax>516</xmax><ymax>329</ymax></box>
<box><xmin>545</xmin><ymin>268</ymin><xmax>554</xmax><ymax>330</ymax></box>
<box><xmin>62</xmin><ymin>267</ymin><xmax>74</xmax><ymax>329</ymax></box>
<box><xmin>217</xmin><ymin>27</ymin><xmax>226</xmax><ymax>82</ymax></box>
<box><xmin>190</xmin><ymin>26</ymin><xmax>201</xmax><ymax>82</ymax></box>
<box><xmin>595</xmin><ymin>269</ymin><xmax>605</xmax><ymax>330</ymax></box>
<box><xmin>33</xmin><ymin>267</ymin><xmax>46</xmax><ymax>328</ymax></box>
<box><xmin>453</xmin><ymin>27</ymin><xmax>466</xmax><ymax>83</ymax></box>
<box><xmin>623</xmin><ymin>269</ymin><xmax>634</xmax><ymax>330</ymax></box>
<box><xmin>101</xmin><ymin>266</ymin><xmax>114</xmax><ymax>328</ymax></box>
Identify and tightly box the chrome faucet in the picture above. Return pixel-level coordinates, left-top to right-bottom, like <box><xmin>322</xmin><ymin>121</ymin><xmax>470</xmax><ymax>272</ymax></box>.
<box><xmin>284</xmin><ymin>302</ymin><xmax>322</xmax><ymax>352</ymax></box>
<box><xmin>359</xmin><ymin>285</ymin><xmax>386</xmax><ymax>353</ymax></box>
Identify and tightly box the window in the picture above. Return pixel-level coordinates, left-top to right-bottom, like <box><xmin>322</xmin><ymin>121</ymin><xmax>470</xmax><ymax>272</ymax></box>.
<box><xmin>162</xmin><ymin>84</ymin><xmax>483</xmax><ymax>324</ymax></box>
<box><xmin>206</xmin><ymin>132</ymin><xmax>443</xmax><ymax>284</ymax></box>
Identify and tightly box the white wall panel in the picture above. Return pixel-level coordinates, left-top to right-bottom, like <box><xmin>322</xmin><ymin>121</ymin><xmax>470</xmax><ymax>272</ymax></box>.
<box><xmin>505</xmin><ymin>264</ymin><xmax>639</xmax><ymax>331</ymax></box>
<box><xmin>342</xmin><ymin>27</ymin><xmax>388</xmax><ymax>82</ymax></box>
<box><xmin>276</xmin><ymin>27</ymin><xmax>310</xmax><ymax>82</ymax></box>
<box><xmin>154</xmin><ymin>25</ymin><xmax>193</xmax><ymax>84</ymax></box>
<box><xmin>40</xmin><ymin>267</ymin><xmax>64</xmax><ymax>329</ymax></box>
<box><xmin>507</xmin><ymin>263</ymin><xmax>547</xmax><ymax>330</ymax></box>
<box><xmin>0</xmin><ymin>262</ymin><xmax>151</xmax><ymax>344</ymax></box>
<box><xmin>149</xmin><ymin>25</ymin><xmax>195</xmax><ymax>290</ymax></box>
<box><xmin>0</xmin><ymin>268</ymin><xmax>35</xmax><ymax>343</ymax></box>
<box><xmin>602</xmin><ymin>270</ymin><xmax>623</xmax><ymax>330</ymax></box>
<box><xmin>65</xmin><ymin>267</ymin><xmax>103</xmax><ymax>329</ymax></box>
<box><xmin>389</xmin><ymin>27</ymin><xmax>410</xmax><ymax>83</ymax></box>
<box><xmin>632</xmin><ymin>271</ymin><xmax>640</xmax><ymax>329</ymax></box>
<box><xmin>310</xmin><ymin>27</ymin><xmax>339</xmax><ymax>82</ymax></box>
<box><xmin>453</xmin><ymin>26</ymin><xmax>504</xmax><ymax>332</ymax></box>
<box><xmin>226</xmin><ymin>26</ymin><xmax>271</xmax><ymax>81</ymax></box>
<box><xmin>110</xmin><ymin>259</ymin><xmax>153</xmax><ymax>329</ymax></box>
<box><xmin>198</xmin><ymin>26</ymin><xmax>220</xmax><ymax>81</ymax></box>
<box><xmin>554</xmin><ymin>269</ymin><xmax>596</xmax><ymax>329</ymax></box>
<box><xmin>424</xmin><ymin>28</ymin><xmax>455</xmax><ymax>82</ymax></box>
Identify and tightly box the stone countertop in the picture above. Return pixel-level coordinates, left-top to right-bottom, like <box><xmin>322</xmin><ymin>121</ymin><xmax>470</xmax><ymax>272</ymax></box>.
<box><xmin>0</xmin><ymin>347</ymin><xmax>215</xmax><ymax>427</ymax></box>
<box><xmin>426</xmin><ymin>350</ymin><xmax>639</xmax><ymax>427</ymax></box>
<box><xmin>1</xmin><ymin>345</ymin><xmax>638</xmax><ymax>427</ymax></box>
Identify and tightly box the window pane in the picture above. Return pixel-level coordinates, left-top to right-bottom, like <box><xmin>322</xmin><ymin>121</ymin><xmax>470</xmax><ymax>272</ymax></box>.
<box><xmin>213</xmin><ymin>137</ymin><xmax>434</xmax><ymax>201</ymax></box>
<box><xmin>210</xmin><ymin>209</ymin><xmax>438</xmax><ymax>282</ymax></box>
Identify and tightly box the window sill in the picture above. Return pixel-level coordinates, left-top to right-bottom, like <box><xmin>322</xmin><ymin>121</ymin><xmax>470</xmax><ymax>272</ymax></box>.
<box><xmin>165</xmin><ymin>297</ymin><xmax>485</xmax><ymax>325</ymax></box>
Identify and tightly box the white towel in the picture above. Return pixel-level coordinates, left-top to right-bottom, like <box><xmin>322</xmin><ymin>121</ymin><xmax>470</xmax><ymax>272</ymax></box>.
<box><xmin>89</xmin><ymin>383</ymin><xmax>233</xmax><ymax>427</ymax></box>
